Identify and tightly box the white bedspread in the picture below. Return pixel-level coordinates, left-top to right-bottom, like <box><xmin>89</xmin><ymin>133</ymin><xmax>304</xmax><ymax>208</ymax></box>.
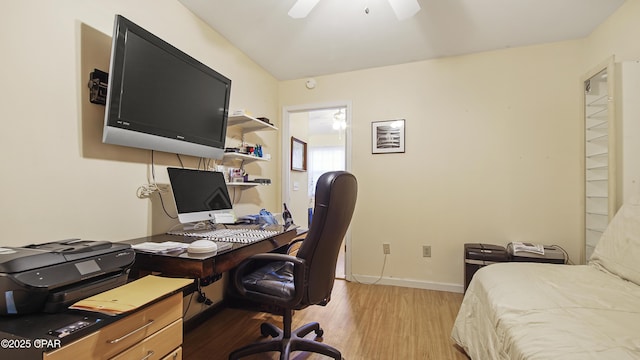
<box><xmin>451</xmin><ymin>262</ymin><xmax>640</xmax><ymax>360</ymax></box>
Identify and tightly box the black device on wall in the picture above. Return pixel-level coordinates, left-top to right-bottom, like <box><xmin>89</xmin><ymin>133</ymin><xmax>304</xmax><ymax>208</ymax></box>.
<box><xmin>102</xmin><ymin>15</ymin><xmax>231</xmax><ymax>159</ymax></box>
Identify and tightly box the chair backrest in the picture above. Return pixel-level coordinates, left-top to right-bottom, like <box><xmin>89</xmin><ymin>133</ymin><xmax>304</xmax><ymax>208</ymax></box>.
<box><xmin>296</xmin><ymin>171</ymin><xmax>358</xmax><ymax>305</ymax></box>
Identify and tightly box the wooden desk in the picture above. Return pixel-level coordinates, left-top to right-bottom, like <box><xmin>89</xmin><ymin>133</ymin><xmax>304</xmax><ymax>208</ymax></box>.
<box><xmin>0</xmin><ymin>278</ymin><xmax>189</xmax><ymax>360</ymax></box>
<box><xmin>121</xmin><ymin>226</ymin><xmax>301</xmax><ymax>279</ymax></box>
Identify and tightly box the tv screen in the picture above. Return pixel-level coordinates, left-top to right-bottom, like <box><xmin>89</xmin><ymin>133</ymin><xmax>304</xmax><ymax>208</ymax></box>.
<box><xmin>103</xmin><ymin>15</ymin><xmax>231</xmax><ymax>159</ymax></box>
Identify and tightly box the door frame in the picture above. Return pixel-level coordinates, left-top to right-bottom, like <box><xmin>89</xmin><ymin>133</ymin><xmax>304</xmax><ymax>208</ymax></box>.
<box><xmin>282</xmin><ymin>100</ymin><xmax>353</xmax><ymax>280</ymax></box>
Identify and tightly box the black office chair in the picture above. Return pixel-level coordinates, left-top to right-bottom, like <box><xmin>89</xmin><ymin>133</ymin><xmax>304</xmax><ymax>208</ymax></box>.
<box><xmin>228</xmin><ymin>171</ymin><xmax>357</xmax><ymax>360</ymax></box>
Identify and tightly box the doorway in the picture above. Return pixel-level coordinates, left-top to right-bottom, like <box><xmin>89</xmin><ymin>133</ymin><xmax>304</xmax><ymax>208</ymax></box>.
<box><xmin>283</xmin><ymin>102</ymin><xmax>352</xmax><ymax>279</ymax></box>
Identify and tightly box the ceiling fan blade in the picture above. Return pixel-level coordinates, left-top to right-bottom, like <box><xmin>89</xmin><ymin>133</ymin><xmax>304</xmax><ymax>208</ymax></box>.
<box><xmin>387</xmin><ymin>0</ymin><xmax>421</xmax><ymax>20</ymax></box>
<box><xmin>288</xmin><ymin>0</ymin><xmax>321</xmax><ymax>19</ymax></box>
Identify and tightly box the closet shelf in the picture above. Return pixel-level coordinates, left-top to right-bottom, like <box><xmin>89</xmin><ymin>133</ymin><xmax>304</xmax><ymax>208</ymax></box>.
<box><xmin>586</xmin><ymin>195</ymin><xmax>608</xmax><ymax>199</ymax></box>
<box><xmin>586</xmin><ymin>133</ymin><xmax>608</xmax><ymax>143</ymax></box>
<box><xmin>586</xmin><ymin>107</ymin><xmax>608</xmax><ymax>119</ymax></box>
<box><xmin>586</xmin><ymin>120</ymin><xmax>608</xmax><ymax>130</ymax></box>
<box><xmin>587</xmin><ymin>165</ymin><xmax>609</xmax><ymax>170</ymax></box>
<box><xmin>586</xmin><ymin>211</ymin><xmax>608</xmax><ymax>216</ymax></box>
<box><xmin>586</xmin><ymin>151</ymin><xmax>608</xmax><ymax>159</ymax></box>
<box><xmin>586</xmin><ymin>94</ymin><xmax>608</xmax><ymax>107</ymax></box>
<box><xmin>586</xmin><ymin>177</ymin><xmax>608</xmax><ymax>182</ymax></box>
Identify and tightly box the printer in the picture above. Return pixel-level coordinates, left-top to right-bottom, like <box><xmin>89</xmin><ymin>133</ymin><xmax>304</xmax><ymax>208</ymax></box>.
<box><xmin>0</xmin><ymin>239</ymin><xmax>135</xmax><ymax>315</ymax></box>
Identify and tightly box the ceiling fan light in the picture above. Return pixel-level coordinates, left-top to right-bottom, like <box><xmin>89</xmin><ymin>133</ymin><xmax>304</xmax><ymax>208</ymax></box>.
<box><xmin>387</xmin><ymin>0</ymin><xmax>421</xmax><ymax>21</ymax></box>
<box><xmin>288</xmin><ymin>0</ymin><xmax>321</xmax><ymax>19</ymax></box>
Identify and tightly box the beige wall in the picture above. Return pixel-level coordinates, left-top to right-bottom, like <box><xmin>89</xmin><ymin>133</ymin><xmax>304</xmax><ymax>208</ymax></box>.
<box><xmin>280</xmin><ymin>42</ymin><xmax>584</xmax><ymax>290</ymax></box>
<box><xmin>0</xmin><ymin>0</ymin><xmax>280</xmax><ymax>246</ymax></box>
<box><xmin>582</xmin><ymin>0</ymin><xmax>640</xmax><ymax>67</ymax></box>
<box><xmin>2</xmin><ymin>0</ymin><xmax>638</xmax><ymax>292</ymax></box>
<box><xmin>279</xmin><ymin>1</ymin><xmax>640</xmax><ymax>291</ymax></box>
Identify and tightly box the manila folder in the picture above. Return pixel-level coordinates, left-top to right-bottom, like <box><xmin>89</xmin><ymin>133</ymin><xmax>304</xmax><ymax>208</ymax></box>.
<box><xmin>69</xmin><ymin>275</ymin><xmax>192</xmax><ymax>315</ymax></box>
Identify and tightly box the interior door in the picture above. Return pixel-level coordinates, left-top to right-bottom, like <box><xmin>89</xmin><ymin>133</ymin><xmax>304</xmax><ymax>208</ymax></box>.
<box><xmin>283</xmin><ymin>103</ymin><xmax>351</xmax><ymax>278</ymax></box>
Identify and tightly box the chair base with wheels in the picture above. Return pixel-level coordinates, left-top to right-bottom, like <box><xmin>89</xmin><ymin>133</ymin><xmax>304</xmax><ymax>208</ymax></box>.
<box><xmin>228</xmin><ymin>308</ymin><xmax>341</xmax><ymax>360</ymax></box>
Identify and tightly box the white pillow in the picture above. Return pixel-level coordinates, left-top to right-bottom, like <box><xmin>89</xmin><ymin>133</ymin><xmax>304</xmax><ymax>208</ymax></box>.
<box><xmin>589</xmin><ymin>202</ymin><xmax>640</xmax><ymax>286</ymax></box>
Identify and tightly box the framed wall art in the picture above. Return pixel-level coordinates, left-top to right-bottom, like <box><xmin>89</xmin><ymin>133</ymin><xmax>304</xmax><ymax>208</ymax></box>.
<box><xmin>291</xmin><ymin>136</ymin><xmax>307</xmax><ymax>171</ymax></box>
<box><xmin>371</xmin><ymin>119</ymin><xmax>405</xmax><ymax>154</ymax></box>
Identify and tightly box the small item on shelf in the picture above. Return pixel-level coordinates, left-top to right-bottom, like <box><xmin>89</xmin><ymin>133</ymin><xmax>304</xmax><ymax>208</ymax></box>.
<box><xmin>229</xmin><ymin>168</ymin><xmax>245</xmax><ymax>182</ymax></box>
<box><xmin>257</xmin><ymin>117</ymin><xmax>271</xmax><ymax>125</ymax></box>
<box><xmin>225</xmin><ymin>147</ymin><xmax>241</xmax><ymax>153</ymax></box>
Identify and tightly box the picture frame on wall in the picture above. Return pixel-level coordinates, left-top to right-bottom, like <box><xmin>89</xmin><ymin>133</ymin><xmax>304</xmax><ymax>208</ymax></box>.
<box><xmin>291</xmin><ymin>136</ymin><xmax>307</xmax><ymax>171</ymax></box>
<box><xmin>371</xmin><ymin>119</ymin><xmax>405</xmax><ymax>154</ymax></box>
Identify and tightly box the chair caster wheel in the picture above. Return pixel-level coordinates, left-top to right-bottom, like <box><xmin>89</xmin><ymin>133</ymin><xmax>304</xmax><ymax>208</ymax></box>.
<box><xmin>260</xmin><ymin>323</ymin><xmax>279</xmax><ymax>338</ymax></box>
<box><xmin>315</xmin><ymin>328</ymin><xmax>324</xmax><ymax>337</ymax></box>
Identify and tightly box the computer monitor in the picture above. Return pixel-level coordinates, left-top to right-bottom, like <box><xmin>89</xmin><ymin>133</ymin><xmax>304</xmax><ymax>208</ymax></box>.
<box><xmin>167</xmin><ymin>167</ymin><xmax>235</xmax><ymax>224</ymax></box>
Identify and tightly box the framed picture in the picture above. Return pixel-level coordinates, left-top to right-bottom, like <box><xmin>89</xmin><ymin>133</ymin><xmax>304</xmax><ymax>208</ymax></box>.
<box><xmin>291</xmin><ymin>136</ymin><xmax>307</xmax><ymax>171</ymax></box>
<box><xmin>372</xmin><ymin>119</ymin><xmax>405</xmax><ymax>154</ymax></box>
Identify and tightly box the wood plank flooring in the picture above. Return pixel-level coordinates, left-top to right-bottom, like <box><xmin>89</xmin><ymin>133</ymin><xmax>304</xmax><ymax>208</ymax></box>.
<box><xmin>183</xmin><ymin>280</ymin><xmax>469</xmax><ymax>359</ymax></box>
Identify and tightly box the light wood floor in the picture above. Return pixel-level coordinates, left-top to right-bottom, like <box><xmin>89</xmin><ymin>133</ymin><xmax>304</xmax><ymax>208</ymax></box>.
<box><xmin>183</xmin><ymin>280</ymin><xmax>469</xmax><ymax>359</ymax></box>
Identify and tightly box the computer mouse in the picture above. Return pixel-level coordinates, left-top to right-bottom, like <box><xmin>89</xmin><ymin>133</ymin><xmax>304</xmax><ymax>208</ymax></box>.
<box><xmin>187</xmin><ymin>239</ymin><xmax>218</xmax><ymax>254</ymax></box>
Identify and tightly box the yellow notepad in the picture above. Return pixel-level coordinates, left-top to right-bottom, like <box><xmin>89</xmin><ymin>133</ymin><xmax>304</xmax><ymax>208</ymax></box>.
<box><xmin>69</xmin><ymin>275</ymin><xmax>193</xmax><ymax>315</ymax></box>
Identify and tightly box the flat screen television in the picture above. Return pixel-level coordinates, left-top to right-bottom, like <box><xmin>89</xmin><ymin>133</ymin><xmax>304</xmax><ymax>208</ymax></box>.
<box><xmin>103</xmin><ymin>15</ymin><xmax>231</xmax><ymax>159</ymax></box>
<box><xmin>167</xmin><ymin>167</ymin><xmax>235</xmax><ymax>224</ymax></box>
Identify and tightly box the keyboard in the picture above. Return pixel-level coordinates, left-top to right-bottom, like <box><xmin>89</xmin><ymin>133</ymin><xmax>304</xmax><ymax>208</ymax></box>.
<box><xmin>167</xmin><ymin>228</ymin><xmax>279</xmax><ymax>244</ymax></box>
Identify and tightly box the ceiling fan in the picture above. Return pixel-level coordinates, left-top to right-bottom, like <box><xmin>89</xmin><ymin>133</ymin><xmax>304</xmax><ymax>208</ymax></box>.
<box><xmin>288</xmin><ymin>0</ymin><xmax>421</xmax><ymax>21</ymax></box>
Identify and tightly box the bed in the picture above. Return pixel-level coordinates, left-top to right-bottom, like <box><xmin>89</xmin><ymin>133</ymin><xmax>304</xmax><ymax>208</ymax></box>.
<box><xmin>451</xmin><ymin>202</ymin><xmax>640</xmax><ymax>359</ymax></box>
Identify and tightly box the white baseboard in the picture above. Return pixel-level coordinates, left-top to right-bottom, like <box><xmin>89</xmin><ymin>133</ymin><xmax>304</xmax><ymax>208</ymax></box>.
<box><xmin>347</xmin><ymin>274</ymin><xmax>464</xmax><ymax>293</ymax></box>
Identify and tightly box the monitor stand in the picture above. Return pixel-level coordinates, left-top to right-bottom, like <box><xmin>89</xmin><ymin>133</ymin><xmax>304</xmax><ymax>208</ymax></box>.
<box><xmin>212</xmin><ymin>211</ymin><xmax>236</xmax><ymax>224</ymax></box>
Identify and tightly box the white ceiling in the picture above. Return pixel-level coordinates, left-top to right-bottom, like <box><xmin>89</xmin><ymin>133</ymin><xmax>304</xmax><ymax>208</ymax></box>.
<box><xmin>178</xmin><ymin>0</ymin><xmax>625</xmax><ymax>81</ymax></box>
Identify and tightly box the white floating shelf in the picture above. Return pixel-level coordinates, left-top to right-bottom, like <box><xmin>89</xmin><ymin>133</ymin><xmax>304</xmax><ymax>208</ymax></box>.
<box><xmin>226</xmin><ymin>182</ymin><xmax>270</xmax><ymax>188</ymax></box>
<box><xmin>228</xmin><ymin>113</ymin><xmax>278</xmax><ymax>132</ymax></box>
<box><xmin>223</xmin><ymin>152</ymin><xmax>268</xmax><ymax>163</ymax></box>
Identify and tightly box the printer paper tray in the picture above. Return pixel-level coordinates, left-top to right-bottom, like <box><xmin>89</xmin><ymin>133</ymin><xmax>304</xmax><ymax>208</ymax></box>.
<box><xmin>44</xmin><ymin>271</ymin><xmax>129</xmax><ymax>313</ymax></box>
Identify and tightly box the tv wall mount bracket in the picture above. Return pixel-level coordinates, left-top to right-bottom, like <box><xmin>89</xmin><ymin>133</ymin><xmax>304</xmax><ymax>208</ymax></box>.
<box><xmin>88</xmin><ymin>68</ymin><xmax>108</xmax><ymax>105</ymax></box>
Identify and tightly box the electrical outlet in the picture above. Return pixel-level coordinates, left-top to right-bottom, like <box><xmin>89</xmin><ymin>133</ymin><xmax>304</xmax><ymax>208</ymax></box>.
<box><xmin>383</xmin><ymin>243</ymin><xmax>391</xmax><ymax>255</ymax></box>
<box><xmin>422</xmin><ymin>245</ymin><xmax>431</xmax><ymax>257</ymax></box>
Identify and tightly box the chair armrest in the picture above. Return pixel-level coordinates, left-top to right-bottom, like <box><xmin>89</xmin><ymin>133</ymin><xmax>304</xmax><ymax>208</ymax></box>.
<box><xmin>232</xmin><ymin>253</ymin><xmax>307</xmax><ymax>307</ymax></box>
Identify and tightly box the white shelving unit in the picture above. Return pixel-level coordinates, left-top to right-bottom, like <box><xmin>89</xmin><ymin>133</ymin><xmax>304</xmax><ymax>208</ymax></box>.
<box><xmin>583</xmin><ymin>60</ymin><xmax>640</xmax><ymax>262</ymax></box>
<box><xmin>584</xmin><ymin>62</ymin><xmax>615</xmax><ymax>262</ymax></box>
<box><xmin>224</xmin><ymin>113</ymin><xmax>276</xmax><ymax>188</ymax></box>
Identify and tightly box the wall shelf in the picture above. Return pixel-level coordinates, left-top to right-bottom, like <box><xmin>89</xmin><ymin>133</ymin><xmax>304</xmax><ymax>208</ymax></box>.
<box><xmin>223</xmin><ymin>152</ymin><xmax>269</xmax><ymax>163</ymax></box>
<box><xmin>226</xmin><ymin>182</ymin><xmax>271</xmax><ymax>188</ymax></box>
<box><xmin>228</xmin><ymin>113</ymin><xmax>278</xmax><ymax>132</ymax></box>
<box><xmin>227</xmin><ymin>182</ymin><xmax>258</xmax><ymax>188</ymax></box>
<box><xmin>225</xmin><ymin>112</ymin><xmax>276</xmax><ymax>191</ymax></box>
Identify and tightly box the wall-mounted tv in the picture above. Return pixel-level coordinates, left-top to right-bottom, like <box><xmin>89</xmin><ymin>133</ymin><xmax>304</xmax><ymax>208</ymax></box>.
<box><xmin>103</xmin><ymin>15</ymin><xmax>231</xmax><ymax>159</ymax></box>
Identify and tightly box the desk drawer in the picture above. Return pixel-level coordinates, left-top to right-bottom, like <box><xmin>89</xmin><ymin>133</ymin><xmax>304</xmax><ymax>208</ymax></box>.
<box><xmin>110</xmin><ymin>319</ymin><xmax>182</xmax><ymax>360</ymax></box>
<box><xmin>161</xmin><ymin>347</ymin><xmax>181</xmax><ymax>360</ymax></box>
<box><xmin>44</xmin><ymin>292</ymin><xmax>182</xmax><ymax>360</ymax></box>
